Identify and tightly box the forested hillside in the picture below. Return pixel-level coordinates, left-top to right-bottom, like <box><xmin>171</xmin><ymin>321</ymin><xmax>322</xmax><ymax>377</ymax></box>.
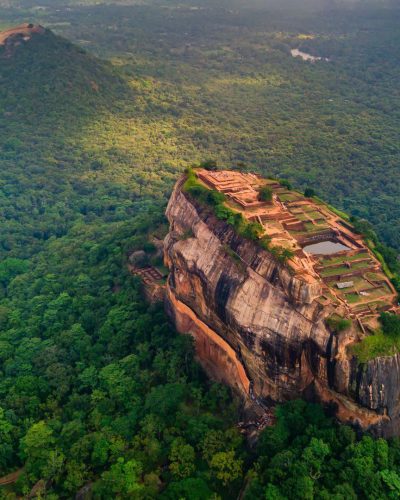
<box><xmin>0</xmin><ymin>0</ymin><xmax>400</xmax><ymax>497</ymax></box>
<box><xmin>0</xmin><ymin>28</ymin><xmax>135</xmax><ymax>259</ymax></box>
<box><xmin>1</xmin><ymin>0</ymin><xmax>398</xmax><ymax>249</ymax></box>
<box><xmin>0</xmin><ymin>28</ymin><xmax>247</xmax><ymax>497</ymax></box>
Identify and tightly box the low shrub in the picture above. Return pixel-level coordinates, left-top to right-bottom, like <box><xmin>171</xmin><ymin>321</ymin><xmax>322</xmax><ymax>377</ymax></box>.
<box><xmin>279</xmin><ymin>179</ymin><xmax>292</xmax><ymax>190</ymax></box>
<box><xmin>326</xmin><ymin>315</ymin><xmax>352</xmax><ymax>333</ymax></box>
<box><xmin>200</xmin><ymin>159</ymin><xmax>219</xmax><ymax>171</ymax></box>
<box><xmin>350</xmin><ymin>331</ymin><xmax>400</xmax><ymax>363</ymax></box>
<box><xmin>258</xmin><ymin>185</ymin><xmax>273</xmax><ymax>202</ymax></box>
<box><xmin>350</xmin><ymin>313</ymin><xmax>400</xmax><ymax>363</ymax></box>
<box><xmin>380</xmin><ymin>312</ymin><xmax>400</xmax><ymax>337</ymax></box>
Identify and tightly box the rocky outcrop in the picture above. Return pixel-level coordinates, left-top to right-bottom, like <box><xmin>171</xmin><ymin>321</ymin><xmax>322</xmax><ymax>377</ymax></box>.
<box><xmin>0</xmin><ymin>24</ymin><xmax>46</xmax><ymax>57</ymax></box>
<box><xmin>348</xmin><ymin>355</ymin><xmax>400</xmax><ymax>434</ymax></box>
<box><xmin>164</xmin><ymin>177</ymin><xmax>400</xmax><ymax>436</ymax></box>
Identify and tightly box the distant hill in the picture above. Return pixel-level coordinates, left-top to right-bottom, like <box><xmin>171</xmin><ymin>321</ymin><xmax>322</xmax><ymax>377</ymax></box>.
<box><xmin>0</xmin><ymin>23</ymin><xmax>129</xmax><ymax>131</ymax></box>
<box><xmin>0</xmin><ymin>24</ymin><xmax>135</xmax><ymax>259</ymax></box>
<box><xmin>0</xmin><ymin>23</ymin><xmax>45</xmax><ymax>51</ymax></box>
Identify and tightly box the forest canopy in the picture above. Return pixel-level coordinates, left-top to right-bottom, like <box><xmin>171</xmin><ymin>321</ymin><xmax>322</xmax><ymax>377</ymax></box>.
<box><xmin>0</xmin><ymin>0</ymin><xmax>399</xmax><ymax>497</ymax></box>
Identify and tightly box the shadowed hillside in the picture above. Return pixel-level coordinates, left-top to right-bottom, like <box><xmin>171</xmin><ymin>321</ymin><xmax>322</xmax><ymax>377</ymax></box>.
<box><xmin>0</xmin><ymin>25</ymin><xmax>138</xmax><ymax>258</ymax></box>
<box><xmin>0</xmin><ymin>24</ymin><xmax>127</xmax><ymax>129</ymax></box>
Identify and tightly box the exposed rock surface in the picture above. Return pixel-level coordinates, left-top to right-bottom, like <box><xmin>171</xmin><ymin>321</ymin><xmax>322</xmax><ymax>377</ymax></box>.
<box><xmin>0</xmin><ymin>24</ymin><xmax>46</xmax><ymax>57</ymax></box>
<box><xmin>164</xmin><ymin>177</ymin><xmax>400</xmax><ymax>436</ymax></box>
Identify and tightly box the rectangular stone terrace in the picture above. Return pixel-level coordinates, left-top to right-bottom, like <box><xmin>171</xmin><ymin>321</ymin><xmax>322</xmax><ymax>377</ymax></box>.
<box><xmin>196</xmin><ymin>169</ymin><xmax>398</xmax><ymax>329</ymax></box>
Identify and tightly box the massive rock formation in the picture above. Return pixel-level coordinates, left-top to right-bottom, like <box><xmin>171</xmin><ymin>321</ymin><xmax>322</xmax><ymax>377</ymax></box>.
<box><xmin>164</xmin><ymin>175</ymin><xmax>400</xmax><ymax>436</ymax></box>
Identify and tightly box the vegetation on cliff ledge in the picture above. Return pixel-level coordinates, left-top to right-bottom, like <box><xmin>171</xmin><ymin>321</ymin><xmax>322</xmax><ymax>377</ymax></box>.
<box><xmin>351</xmin><ymin>313</ymin><xmax>400</xmax><ymax>363</ymax></box>
<box><xmin>326</xmin><ymin>315</ymin><xmax>352</xmax><ymax>334</ymax></box>
<box><xmin>351</xmin><ymin>330</ymin><xmax>400</xmax><ymax>363</ymax></box>
<box><xmin>183</xmin><ymin>168</ymin><xmax>294</xmax><ymax>264</ymax></box>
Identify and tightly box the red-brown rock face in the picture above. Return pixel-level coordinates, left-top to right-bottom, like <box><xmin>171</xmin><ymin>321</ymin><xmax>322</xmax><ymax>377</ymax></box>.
<box><xmin>164</xmin><ymin>177</ymin><xmax>400</xmax><ymax>436</ymax></box>
<box><xmin>0</xmin><ymin>24</ymin><xmax>46</xmax><ymax>57</ymax></box>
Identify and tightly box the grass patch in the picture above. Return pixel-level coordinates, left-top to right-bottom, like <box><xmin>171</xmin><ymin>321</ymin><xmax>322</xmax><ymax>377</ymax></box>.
<box><xmin>350</xmin><ymin>331</ymin><xmax>400</xmax><ymax>363</ymax></box>
<box><xmin>295</xmin><ymin>212</ymin><xmax>310</xmax><ymax>221</ymax></box>
<box><xmin>351</xmin><ymin>260</ymin><xmax>373</xmax><ymax>270</ymax></box>
<box><xmin>346</xmin><ymin>293</ymin><xmax>361</xmax><ymax>304</ymax></box>
<box><xmin>366</xmin><ymin>286</ymin><xmax>392</xmax><ymax>300</ymax></box>
<box><xmin>304</xmin><ymin>222</ymin><xmax>316</xmax><ymax>231</ymax></box>
<box><xmin>320</xmin><ymin>266</ymin><xmax>353</xmax><ymax>278</ymax></box>
<box><xmin>306</xmin><ymin>211</ymin><xmax>325</xmax><ymax>220</ymax></box>
<box><xmin>351</xmin><ymin>313</ymin><xmax>400</xmax><ymax>362</ymax></box>
<box><xmin>314</xmin><ymin>221</ymin><xmax>330</xmax><ymax>228</ymax></box>
<box><xmin>302</xmin><ymin>221</ymin><xmax>330</xmax><ymax>233</ymax></box>
<box><xmin>326</xmin><ymin>315</ymin><xmax>352</xmax><ymax>333</ymax></box>
<box><xmin>320</xmin><ymin>260</ymin><xmax>371</xmax><ymax>278</ymax></box>
<box><xmin>335</xmin><ymin>277</ymin><xmax>374</xmax><ymax>293</ymax></box>
<box><xmin>279</xmin><ymin>193</ymin><xmax>299</xmax><ymax>202</ymax></box>
<box><xmin>366</xmin><ymin>271</ymin><xmax>387</xmax><ymax>281</ymax></box>
<box><xmin>321</xmin><ymin>252</ymin><xmax>368</xmax><ymax>266</ymax></box>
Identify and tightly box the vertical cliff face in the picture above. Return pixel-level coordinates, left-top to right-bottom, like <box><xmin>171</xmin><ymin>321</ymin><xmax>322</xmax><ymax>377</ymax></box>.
<box><xmin>164</xmin><ymin>177</ymin><xmax>400</xmax><ymax>436</ymax></box>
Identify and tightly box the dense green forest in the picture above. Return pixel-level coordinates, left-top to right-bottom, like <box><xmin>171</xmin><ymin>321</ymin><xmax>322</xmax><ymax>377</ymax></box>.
<box><xmin>1</xmin><ymin>0</ymin><xmax>399</xmax><ymax>248</ymax></box>
<box><xmin>0</xmin><ymin>0</ymin><xmax>400</xmax><ymax>497</ymax></box>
